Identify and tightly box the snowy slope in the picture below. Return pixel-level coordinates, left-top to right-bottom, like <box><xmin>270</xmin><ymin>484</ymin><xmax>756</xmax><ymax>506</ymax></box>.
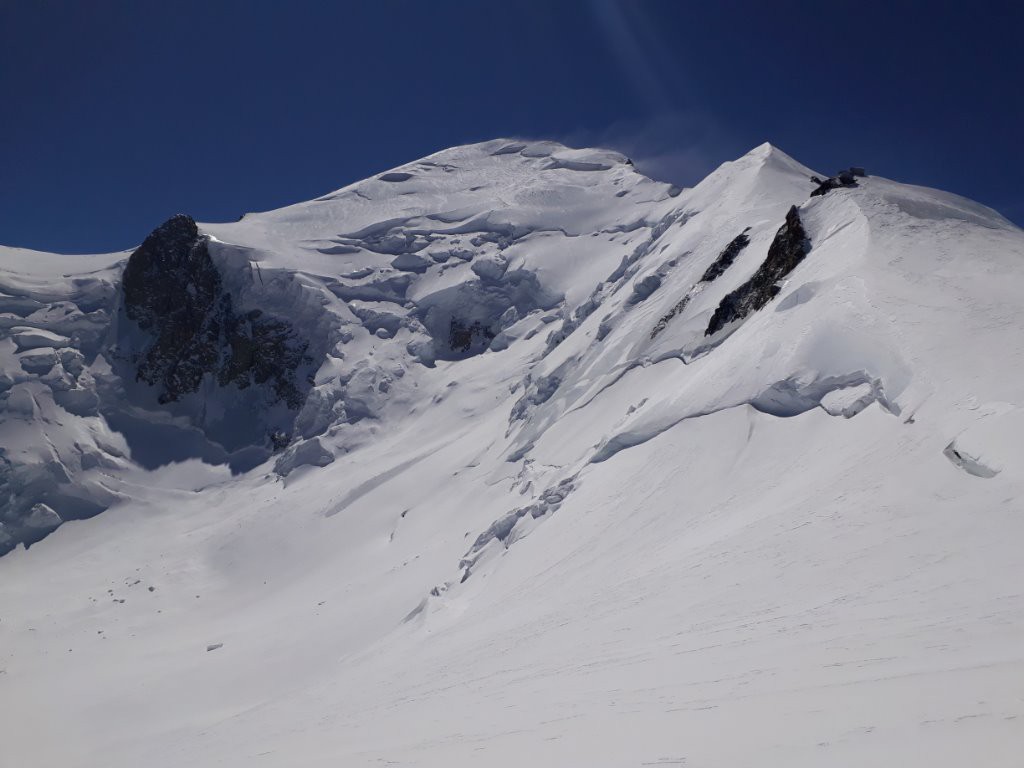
<box><xmin>1</xmin><ymin>140</ymin><xmax>1023</xmax><ymax>767</ymax></box>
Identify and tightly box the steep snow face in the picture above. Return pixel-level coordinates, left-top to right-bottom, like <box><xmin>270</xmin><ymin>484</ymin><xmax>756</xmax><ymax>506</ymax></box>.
<box><xmin>0</xmin><ymin>140</ymin><xmax>678</xmax><ymax>549</ymax></box>
<box><xmin>2</xmin><ymin>141</ymin><xmax>1024</xmax><ymax>767</ymax></box>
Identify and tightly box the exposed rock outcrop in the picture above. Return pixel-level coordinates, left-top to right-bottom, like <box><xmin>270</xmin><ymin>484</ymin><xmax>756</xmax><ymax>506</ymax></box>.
<box><xmin>121</xmin><ymin>215</ymin><xmax>311</xmax><ymax>408</ymax></box>
<box><xmin>705</xmin><ymin>206</ymin><xmax>810</xmax><ymax>336</ymax></box>
<box><xmin>650</xmin><ymin>229</ymin><xmax>750</xmax><ymax>341</ymax></box>
<box><xmin>700</xmin><ymin>229</ymin><xmax>751</xmax><ymax>283</ymax></box>
<box><xmin>810</xmin><ymin>167</ymin><xmax>865</xmax><ymax>197</ymax></box>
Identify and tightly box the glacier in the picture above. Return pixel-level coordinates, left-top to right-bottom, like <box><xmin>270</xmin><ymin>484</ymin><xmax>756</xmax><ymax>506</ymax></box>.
<box><xmin>1</xmin><ymin>139</ymin><xmax>1023</xmax><ymax>766</ymax></box>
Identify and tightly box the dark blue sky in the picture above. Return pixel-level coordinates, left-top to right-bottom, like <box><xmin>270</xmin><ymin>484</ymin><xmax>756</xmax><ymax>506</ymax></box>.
<box><xmin>3</xmin><ymin>1</ymin><xmax>1023</xmax><ymax>253</ymax></box>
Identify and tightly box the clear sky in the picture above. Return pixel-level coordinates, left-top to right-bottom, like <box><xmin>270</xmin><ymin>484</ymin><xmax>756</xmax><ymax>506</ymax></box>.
<box><xmin>3</xmin><ymin>0</ymin><xmax>1023</xmax><ymax>253</ymax></box>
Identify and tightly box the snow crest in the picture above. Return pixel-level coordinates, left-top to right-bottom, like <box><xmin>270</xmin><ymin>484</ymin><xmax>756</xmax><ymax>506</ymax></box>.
<box><xmin>2</xmin><ymin>140</ymin><xmax>1024</xmax><ymax>767</ymax></box>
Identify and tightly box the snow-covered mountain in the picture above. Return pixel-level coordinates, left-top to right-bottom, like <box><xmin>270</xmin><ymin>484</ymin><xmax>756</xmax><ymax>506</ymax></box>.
<box><xmin>2</xmin><ymin>139</ymin><xmax>1023</xmax><ymax>766</ymax></box>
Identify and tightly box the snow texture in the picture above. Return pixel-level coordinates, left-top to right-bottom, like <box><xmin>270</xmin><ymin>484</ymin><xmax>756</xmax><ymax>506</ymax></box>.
<box><xmin>2</xmin><ymin>139</ymin><xmax>1024</xmax><ymax>767</ymax></box>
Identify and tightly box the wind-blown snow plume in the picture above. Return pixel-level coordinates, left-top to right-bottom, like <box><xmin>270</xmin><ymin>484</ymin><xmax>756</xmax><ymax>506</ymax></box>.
<box><xmin>2</xmin><ymin>139</ymin><xmax>1023</xmax><ymax>767</ymax></box>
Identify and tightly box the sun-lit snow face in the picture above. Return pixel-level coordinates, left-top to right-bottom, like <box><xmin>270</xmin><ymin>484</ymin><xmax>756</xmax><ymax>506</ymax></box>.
<box><xmin>2</xmin><ymin>140</ymin><xmax>1024</xmax><ymax>767</ymax></box>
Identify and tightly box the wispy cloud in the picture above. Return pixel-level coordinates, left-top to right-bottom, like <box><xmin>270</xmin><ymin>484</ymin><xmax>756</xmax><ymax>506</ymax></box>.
<box><xmin>559</xmin><ymin>111</ymin><xmax>742</xmax><ymax>189</ymax></box>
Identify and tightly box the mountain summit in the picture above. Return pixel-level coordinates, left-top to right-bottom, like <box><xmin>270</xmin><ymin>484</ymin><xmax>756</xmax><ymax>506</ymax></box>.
<box><xmin>2</xmin><ymin>140</ymin><xmax>1023</xmax><ymax>766</ymax></box>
